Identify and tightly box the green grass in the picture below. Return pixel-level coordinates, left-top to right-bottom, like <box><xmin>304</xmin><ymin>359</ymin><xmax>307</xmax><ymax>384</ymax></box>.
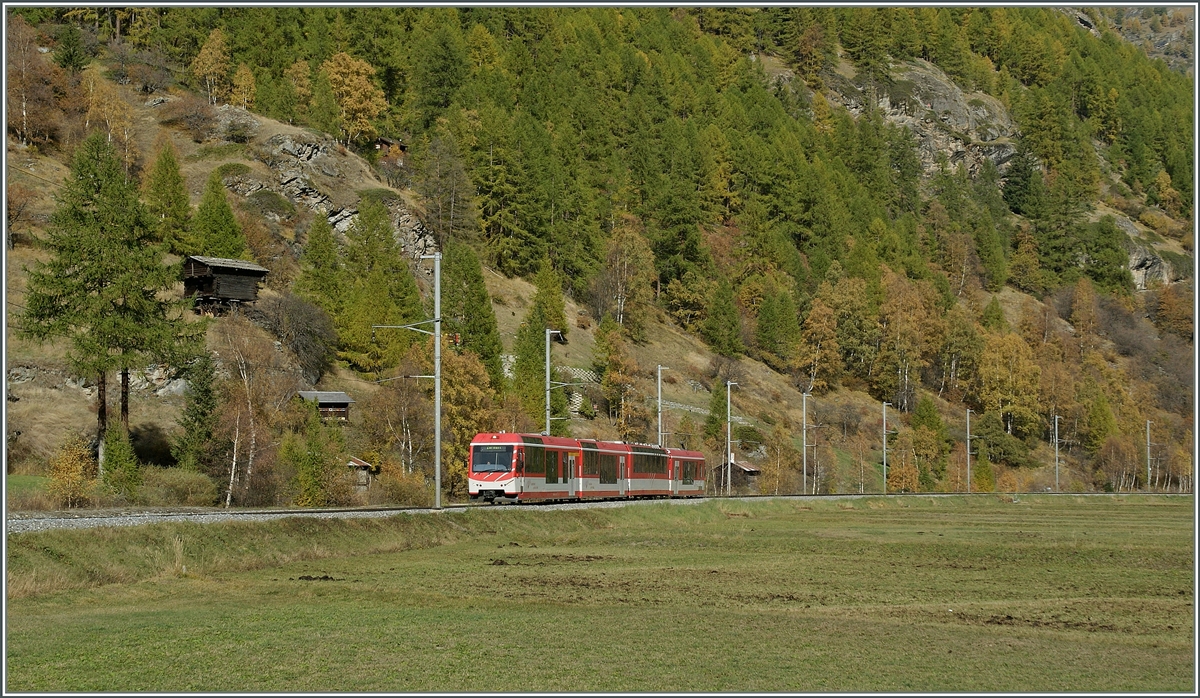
<box><xmin>186</xmin><ymin>143</ymin><xmax>249</xmax><ymax>162</ymax></box>
<box><xmin>5</xmin><ymin>496</ymin><xmax>1193</xmax><ymax>692</ymax></box>
<box><xmin>6</xmin><ymin>474</ymin><xmax>49</xmax><ymax>497</ymax></box>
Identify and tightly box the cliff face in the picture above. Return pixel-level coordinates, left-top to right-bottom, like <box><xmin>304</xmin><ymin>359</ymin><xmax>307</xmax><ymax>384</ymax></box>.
<box><xmin>820</xmin><ymin>58</ymin><xmax>1016</xmax><ymax>179</ymax></box>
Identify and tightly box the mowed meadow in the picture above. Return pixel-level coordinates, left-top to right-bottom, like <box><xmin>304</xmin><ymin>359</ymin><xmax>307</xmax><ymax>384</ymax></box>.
<box><xmin>5</xmin><ymin>496</ymin><xmax>1194</xmax><ymax>692</ymax></box>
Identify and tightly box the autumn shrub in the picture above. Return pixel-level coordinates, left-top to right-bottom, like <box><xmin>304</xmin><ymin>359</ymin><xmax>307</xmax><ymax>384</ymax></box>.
<box><xmin>1139</xmin><ymin>210</ymin><xmax>1174</xmax><ymax>233</ymax></box>
<box><xmin>138</xmin><ymin>467</ymin><xmax>219</xmax><ymax>507</ymax></box>
<box><xmin>373</xmin><ymin>467</ymin><xmax>433</xmax><ymax>507</ymax></box>
<box><xmin>47</xmin><ymin>435</ymin><xmax>96</xmax><ymax>508</ymax></box>
<box><xmin>160</xmin><ymin>94</ymin><xmax>216</xmax><ymax>142</ymax></box>
<box><xmin>280</xmin><ymin>401</ymin><xmax>347</xmax><ymax>507</ymax></box>
<box><xmin>214</xmin><ymin>162</ymin><xmax>250</xmax><ymax>178</ymax></box>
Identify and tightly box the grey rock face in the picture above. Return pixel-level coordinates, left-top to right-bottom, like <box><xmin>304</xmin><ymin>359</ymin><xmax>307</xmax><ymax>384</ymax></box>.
<box><xmin>824</xmin><ymin>59</ymin><xmax>1017</xmax><ymax>178</ymax></box>
<box><xmin>1127</xmin><ymin>240</ymin><xmax>1168</xmax><ymax>290</ymax></box>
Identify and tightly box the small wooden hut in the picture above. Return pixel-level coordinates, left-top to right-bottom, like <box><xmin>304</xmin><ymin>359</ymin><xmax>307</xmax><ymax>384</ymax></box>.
<box><xmin>297</xmin><ymin>391</ymin><xmax>356</xmax><ymax>421</ymax></box>
<box><xmin>183</xmin><ymin>255</ymin><xmax>269</xmax><ymax>307</ymax></box>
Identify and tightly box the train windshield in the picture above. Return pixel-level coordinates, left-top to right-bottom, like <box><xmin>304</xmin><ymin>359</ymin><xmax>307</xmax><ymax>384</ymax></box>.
<box><xmin>472</xmin><ymin>444</ymin><xmax>514</xmax><ymax>473</ymax></box>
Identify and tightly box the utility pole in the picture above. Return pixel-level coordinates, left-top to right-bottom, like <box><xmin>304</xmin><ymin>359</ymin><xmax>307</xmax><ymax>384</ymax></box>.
<box><xmin>431</xmin><ymin>253</ymin><xmax>441</xmax><ymax>509</ymax></box>
<box><xmin>657</xmin><ymin>365</ymin><xmax>669</xmax><ymax>447</ymax></box>
<box><xmin>802</xmin><ymin>392</ymin><xmax>809</xmax><ymax>496</ymax></box>
<box><xmin>1054</xmin><ymin>414</ymin><xmax>1061</xmax><ymax>492</ymax></box>
<box><xmin>544</xmin><ymin>328</ymin><xmax>562</xmax><ymax>436</ymax></box>
<box><xmin>726</xmin><ymin>380</ymin><xmax>738</xmax><ymax>496</ymax></box>
<box><xmin>966</xmin><ymin>408</ymin><xmax>972</xmax><ymax>494</ymax></box>
<box><xmin>882</xmin><ymin>402</ymin><xmax>890</xmax><ymax>493</ymax></box>
<box><xmin>544</xmin><ymin>330</ymin><xmax>588</xmax><ymax>438</ymax></box>
<box><xmin>371</xmin><ymin>252</ymin><xmax>442</xmax><ymax>509</ymax></box>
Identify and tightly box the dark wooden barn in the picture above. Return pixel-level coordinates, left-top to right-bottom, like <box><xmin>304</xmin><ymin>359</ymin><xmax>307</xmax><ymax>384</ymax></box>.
<box><xmin>297</xmin><ymin>391</ymin><xmax>356</xmax><ymax>421</ymax></box>
<box><xmin>710</xmin><ymin>460</ymin><xmax>761</xmax><ymax>493</ymax></box>
<box><xmin>183</xmin><ymin>255</ymin><xmax>269</xmax><ymax>306</ymax></box>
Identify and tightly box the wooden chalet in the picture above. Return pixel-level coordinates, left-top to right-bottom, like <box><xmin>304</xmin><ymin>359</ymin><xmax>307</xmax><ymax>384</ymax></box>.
<box><xmin>183</xmin><ymin>255</ymin><xmax>269</xmax><ymax>307</ymax></box>
<box><xmin>710</xmin><ymin>460</ymin><xmax>761</xmax><ymax>493</ymax></box>
<box><xmin>297</xmin><ymin>391</ymin><xmax>356</xmax><ymax>421</ymax></box>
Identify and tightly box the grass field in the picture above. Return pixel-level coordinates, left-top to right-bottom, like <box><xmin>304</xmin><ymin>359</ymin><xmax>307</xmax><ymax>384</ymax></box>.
<box><xmin>5</xmin><ymin>495</ymin><xmax>1194</xmax><ymax>692</ymax></box>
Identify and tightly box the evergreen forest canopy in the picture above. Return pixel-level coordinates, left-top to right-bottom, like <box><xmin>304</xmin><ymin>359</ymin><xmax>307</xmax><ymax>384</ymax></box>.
<box><xmin>9</xmin><ymin>6</ymin><xmax>1194</xmax><ymax>499</ymax></box>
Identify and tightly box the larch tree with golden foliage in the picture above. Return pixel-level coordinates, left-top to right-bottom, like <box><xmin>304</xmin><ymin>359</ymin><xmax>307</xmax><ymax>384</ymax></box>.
<box><xmin>284</xmin><ymin>59</ymin><xmax>313</xmax><ymax>122</ymax></box>
<box><xmin>231</xmin><ymin>64</ymin><xmax>256</xmax><ymax>111</ymax></box>
<box><xmin>440</xmin><ymin>345</ymin><xmax>498</xmax><ymax>498</ymax></box>
<box><xmin>190</xmin><ymin>28</ymin><xmax>231</xmax><ymax>105</ymax></box>
<box><xmin>793</xmin><ymin>297</ymin><xmax>840</xmax><ymax>395</ymax></box>
<box><xmin>974</xmin><ymin>331</ymin><xmax>1042</xmax><ymax>437</ymax></box>
<box><xmin>320</xmin><ymin>52</ymin><xmax>386</xmax><ymax>145</ymax></box>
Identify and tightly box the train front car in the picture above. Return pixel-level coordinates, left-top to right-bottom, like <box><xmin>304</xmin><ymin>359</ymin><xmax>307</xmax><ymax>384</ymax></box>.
<box><xmin>468</xmin><ymin>433</ymin><xmax>521</xmax><ymax>503</ymax></box>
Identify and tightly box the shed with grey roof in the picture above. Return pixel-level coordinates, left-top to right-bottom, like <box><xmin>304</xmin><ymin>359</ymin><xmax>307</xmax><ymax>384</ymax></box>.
<box><xmin>297</xmin><ymin>391</ymin><xmax>356</xmax><ymax>420</ymax></box>
<box><xmin>183</xmin><ymin>255</ymin><xmax>270</xmax><ymax>305</ymax></box>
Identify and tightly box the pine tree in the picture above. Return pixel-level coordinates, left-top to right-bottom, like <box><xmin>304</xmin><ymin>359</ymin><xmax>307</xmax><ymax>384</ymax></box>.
<box><xmin>981</xmin><ymin>296</ymin><xmax>1008</xmax><ymax>332</ymax></box>
<box><xmin>704</xmin><ymin>379</ymin><xmax>728</xmax><ymax>444</ymax></box>
<box><xmin>53</xmin><ymin>22</ymin><xmax>89</xmax><ymax>73</ymax></box>
<box><xmin>294</xmin><ymin>214</ymin><xmax>344</xmax><ymax>316</ymax></box>
<box><xmin>511</xmin><ymin>304</ymin><xmax>570</xmax><ymax>435</ymax></box>
<box><xmin>142</xmin><ymin>141</ymin><xmax>191</xmax><ymax>254</ymax></box>
<box><xmin>19</xmin><ymin>133</ymin><xmax>189</xmax><ymax>448</ymax></box>
<box><xmin>189</xmin><ymin>171</ymin><xmax>249</xmax><ymax>258</ymax></box>
<box><xmin>103</xmin><ymin>425</ymin><xmax>141</xmax><ymax>499</ymax></box>
<box><xmin>531</xmin><ymin>257</ymin><xmax>569</xmax><ymax>343</ymax></box>
<box><xmin>442</xmin><ymin>241</ymin><xmax>504</xmax><ymax>389</ymax></box>
<box><xmin>171</xmin><ymin>355</ymin><xmax>219</xmax><ymax>472</ymax></box>
<box><xmin>703</xmin><ymin>279</ymin><xmax>744</xmax><ymax>357</ymax></box>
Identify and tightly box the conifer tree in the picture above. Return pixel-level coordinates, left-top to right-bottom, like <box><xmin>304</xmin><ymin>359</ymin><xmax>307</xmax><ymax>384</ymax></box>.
<box><xmin>53</xmin><ymin>22</ymin><xmax>89</xmax><ymax>73</ymax></box>
<box><xmin>294</xmin><ymin>214</ymin><xmax>344</xmax><ymax>316</ymax></box>
<box><xmin>20</xmin><ymin>133</ymin><xmax>190</xmax><ymax>450</ymax></box>
<box><xmin>981</xmin><ymin>296</ymin><xmax>1008</xmax><ymax>332</ymax></box>
<box><xmin>531</xmin><ymin>257</ymin><xmax>569</xmax><ymax>343</ymax></box>
<box><xmin>320</xmin><ymin>52</ymin><xmax>386</xmax><ymax>144</ymax></box>
<box><xmin>171</xmin><ymin>355</ymin><xmax>220</xmax><ymax>473</ymax></box>
<box><xmin>189</xmin><ymin>171</ymin><xmax>249</xmax><ymax>258</ymax></box>
<box><xmin>142</xmin><ymin>141</ymin><xmax>191</xmax><ymax>253</ymax></box>
<box><xmin>103</xmin><ymin>424</ymin><xmax>141</xmax><ymax>499</ymax></box>
<box><xmin>703</xmin><ymin>279</ymin><xmax>744</xmax><ymax>357</ymax></box>
<box><xmin>511</xmin><ymin>304</ymin><xmax>570</xmax><ymax>435</ymax></box>
<box><xmin>442</xmin><ymin>241</ymin><xmax>504</xmax><ymax>389</ymax></box>
<box><xmin>704</xmin><ymin>379</ymin><xmax>728</xmax><ymax>443</ymax></box>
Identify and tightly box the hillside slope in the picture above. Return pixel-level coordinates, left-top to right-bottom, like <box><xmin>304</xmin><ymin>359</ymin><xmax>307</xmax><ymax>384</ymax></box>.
<box><xmin>5</xmin><ymin>7</ymin><xmax>1194</xmax><ymax>506</ymax></box>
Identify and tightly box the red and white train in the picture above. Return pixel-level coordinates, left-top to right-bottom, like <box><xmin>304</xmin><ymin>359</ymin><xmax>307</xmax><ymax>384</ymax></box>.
<box><xmin>468</xmin><ymin>432</ymin><xmax>706</xmax><ymax>503</ymax></box>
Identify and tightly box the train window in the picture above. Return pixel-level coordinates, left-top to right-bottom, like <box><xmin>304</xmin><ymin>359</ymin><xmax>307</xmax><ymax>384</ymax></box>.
<box><xmin>582</xmin><ymin>449</ymin><xmax>599</xmax><ymax>475</ymax></box>
<box><xmin>599</xmin><ymin>454</ymin><xmax>618</xmax><ymax>484</ymax></box>
<box><xmin>682</xmin><ymin>460</ymin><xmax>695</xmax><ymax>484</ymax></box>
<box><xmin>546</xmin><ymin>451</ymin><xmax>559</xmax><ymax>484</ymax></box>
<box><xmin>472</xmin><ymin>444</ymin><xmax>513</xmax><ymax>473</ymax></box>
<box><xmin>632</xmin><ymin>450</ymin><xmax>666</xmax><ymax>475</ymax></box>
<box><xmin>524</xmin><ymin>446</ymin><xmax>545</xmax><ymax>475</ymax></box>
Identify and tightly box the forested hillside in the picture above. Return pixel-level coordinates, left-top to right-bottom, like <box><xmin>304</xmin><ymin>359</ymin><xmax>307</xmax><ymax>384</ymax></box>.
<box><xmin>5</xmin><ymin>7</ymin><xmax>1193</xmax><ymax>507</ymax></box>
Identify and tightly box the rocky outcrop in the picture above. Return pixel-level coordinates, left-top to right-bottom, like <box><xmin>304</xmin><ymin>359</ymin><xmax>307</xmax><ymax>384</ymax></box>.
<box><xmin>248</xmin><ymin>133</ymin><xmax>437</xmax><ymax>259</ymax></box>
<box><xmin>822</xmin><ymin>58</ymin><xmax>1017</xmax><ymax>178</ymax></box>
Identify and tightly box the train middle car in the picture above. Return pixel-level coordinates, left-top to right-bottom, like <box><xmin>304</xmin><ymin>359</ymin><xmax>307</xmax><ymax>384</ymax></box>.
<box><xmin>468</xmin><ymin>432</ymin><xmax>706</xmax><ymax>503</ymax></box>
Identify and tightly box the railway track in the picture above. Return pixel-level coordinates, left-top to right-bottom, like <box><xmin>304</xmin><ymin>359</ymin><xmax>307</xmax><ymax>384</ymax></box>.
<box><xmin>5</xmin><ymin>491</ymin><xmax>1182</xmax><ymax>535</ymax></box>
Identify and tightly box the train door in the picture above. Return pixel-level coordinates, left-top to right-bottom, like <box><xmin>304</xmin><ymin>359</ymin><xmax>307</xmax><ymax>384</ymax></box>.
<box><xmin>670</xmin><ymin>458</ymin><xmax>678</xmax><ymax>496</ymax></box>
<box><xmin>567</xmin><ymin>453</ymin><xmax>578</xmax><ymax>498</ymax></box>
<box><xmin>618</xmin><ymin>455</ymin><xmax>626</xmax><ymax>496</ymax></box>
